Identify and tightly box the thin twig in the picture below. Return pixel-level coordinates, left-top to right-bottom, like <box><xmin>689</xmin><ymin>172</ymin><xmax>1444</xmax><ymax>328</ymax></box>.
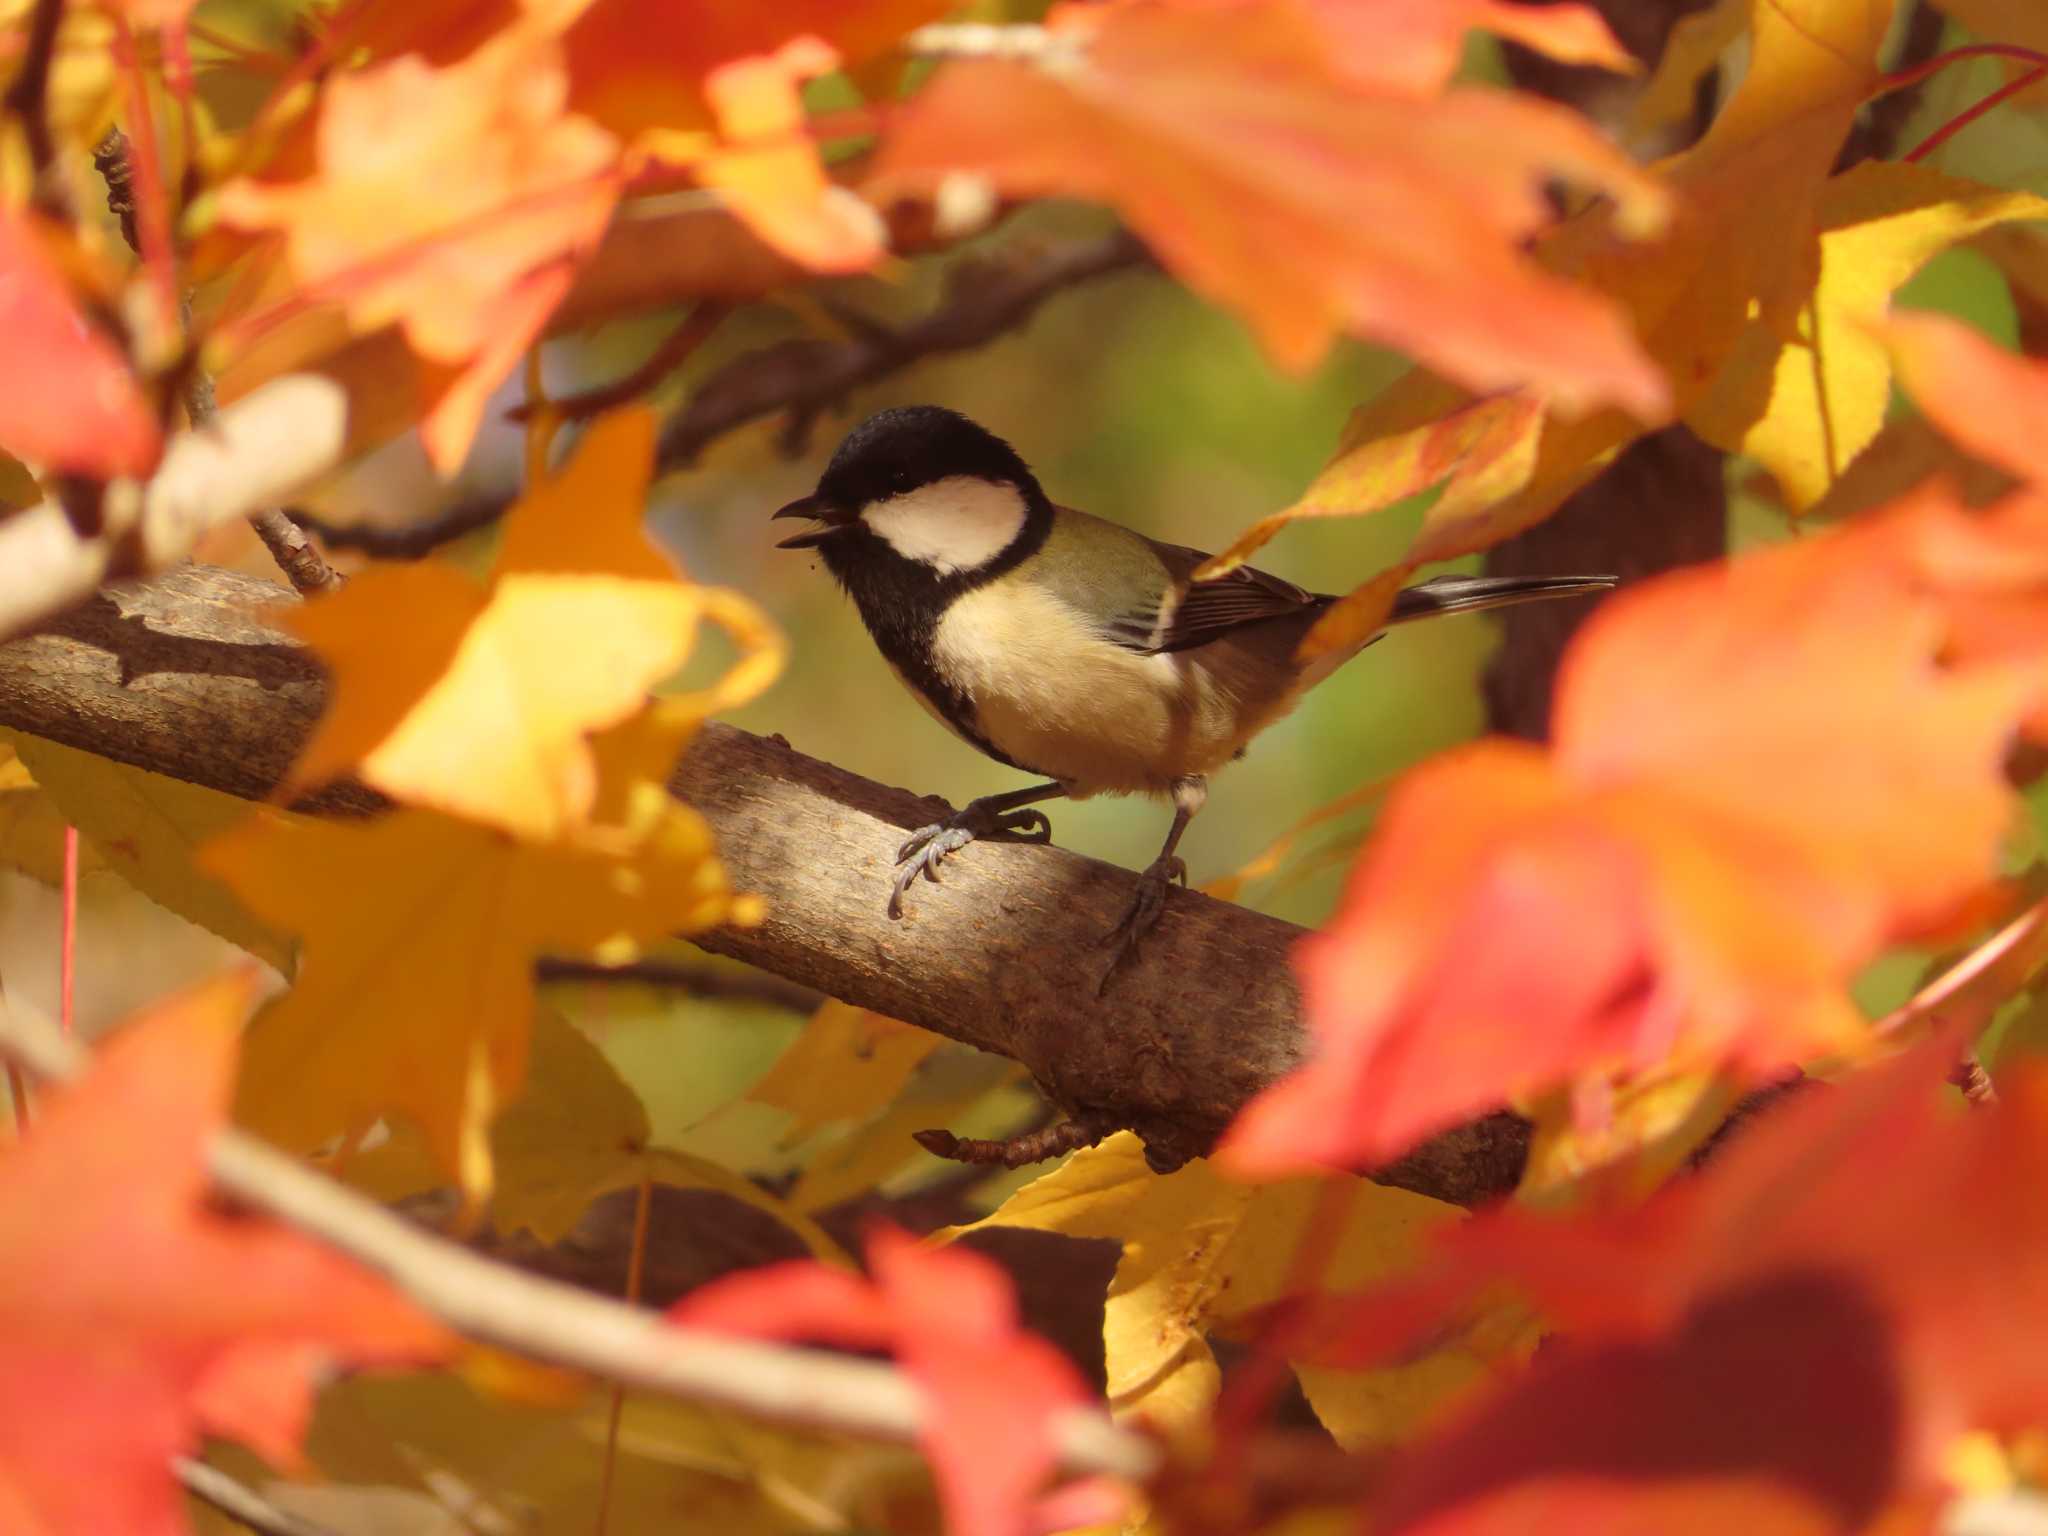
<box><xmin>286</xmin><ymin>498</ymin><xmax>510</xmax><ymax>560</ymax></box>
<box><xmin>505</xmin><ymin>301</ymin><xmax>729</xmax><ymax>425</ymax></box>
<box><xmin>657</xmin><ymin>228</ymin><xmax>1149</xmax><ymax>473</ymax></box>
<box><xmin>175</xmin><ymin>1459</ymin><xmax>341</xmax><ymax>1536</ymax></box>
<box><xmin>535</xmin><ymin>954</ymin><xmax>823</xmax><ymax>1013</ymax></box>
<box><xmin>4</xmin><ymin>0</ymin><xmax>68</xmax><ymax>206</ymax></box>
<box><xmin>93</xmin><ymin>128</ymin><xmax>343</xmax><ymax>598</ymax></box>
<box><xmin>0</xmin><ymin>1005</ymin><xmax>1159</xmax><ymax>1485</ymax></box>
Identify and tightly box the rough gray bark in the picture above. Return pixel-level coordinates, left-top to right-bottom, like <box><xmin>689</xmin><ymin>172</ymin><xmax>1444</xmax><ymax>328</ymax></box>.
<box><xmin>0</xmin><ymin>563</ymin><xmax>1529</xmax><ymax>1202</ymax></box>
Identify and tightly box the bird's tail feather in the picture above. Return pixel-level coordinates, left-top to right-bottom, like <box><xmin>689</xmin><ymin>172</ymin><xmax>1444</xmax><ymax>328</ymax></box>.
<box><xmin>1387</xmin><ymin>573</ymin><xmax>1616</xmax><ymax>624</ymax></box>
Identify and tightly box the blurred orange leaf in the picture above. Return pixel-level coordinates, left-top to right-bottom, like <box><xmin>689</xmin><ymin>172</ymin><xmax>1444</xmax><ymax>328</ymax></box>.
<box><xmin>1303</xmin><ymin>0</ymin><xmax>1637</xmax><ymax>92</ymax></box>
<box><xmin>1327</xmin><ymin>1046</ymin><xmax>2048</xmax><ymax>1534</ymax></box>
<box><xmin>215</xmin><ymin>25</ymin><xmax>620</xmax><ymax>470</ymax></box>
<box><xmin>749</xmin><ymin>1000</ymin><xmax>943</xmax><ymax>1144</ymax></box>
<box><xmin>1225</xmin><ymin>492</ymin><xmax>2048</xmax><ymax>1174</ymax></box>
<box><xmin>204</xmin><ymin>797</ymin><xmax>754</xmax><ymax>1188</ymax></box>
<box><xmin>0</xmin><ymin>971</ymin><xmax>448</xmax><ymax>1536</ymax></box>
<box><xmin>0</xmin><ymin>212</ymin><xmax>159</xmax><ymax>479</ymax></box>
<box><xmin>672</xmin><ymin>1225</ymin><xmax>1093</xmax><ymax>1536</ymax></box>
<box><xmin>685</xmin><ymin>36</ymin><xmax>884</xmax><ymax>271</ymax></box>
<box><xmin>284</xmin><ymin>409</ymin><xmax>780</xmax><ymax>839</ymax></box>
<box><xmin>872</xmin><ymin>0</ymin><xmax>1669</xmax><ymax>414</ymax></box>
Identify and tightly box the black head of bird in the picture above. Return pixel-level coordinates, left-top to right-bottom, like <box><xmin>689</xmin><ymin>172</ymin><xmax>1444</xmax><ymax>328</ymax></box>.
<box><xmin>775</xmin><ymin>405</ymin><xmax>1614</xmax><ymax>988</ymax></box>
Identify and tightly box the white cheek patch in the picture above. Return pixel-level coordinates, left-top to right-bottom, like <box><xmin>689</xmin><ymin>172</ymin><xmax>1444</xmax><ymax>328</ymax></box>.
<box><xmin>863</xmin><ymin>475</ymin><xmax>1028</xmax><ymax>574</ymax></box>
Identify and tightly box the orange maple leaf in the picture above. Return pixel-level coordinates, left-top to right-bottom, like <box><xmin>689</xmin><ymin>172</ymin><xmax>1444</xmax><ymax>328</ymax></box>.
<box><xmin>204</xmin><ymin>793</ymin><xmax>753</xmax><ymax>1187</ymax></box>
<box><xmin>1317</xmin><ymin>1045</ymin><xmax>2048</xmax><ymax>1533</ymax></box>
<box><xmin>282</xmin><ymin>408</ymin><xmax>781</xmax><ymax>838</ymax></box>
<box><xmin>1225</xmin><ymin>492</ymin><xmax>2048</xmax><ymax>1174</ymax></box>
<box><xmin>0</xmin><ymin>212</ymin><xmax>160</xmax><ymax>479</ymax></box>
<box><xmin>1302</xmin><ymin>0</ymin><xmax>1637</xmax><ymax>92</ymax></box>
<box><xmin>0</xmin><ymin>971</ymin><xmax>448</xmax><ymax>1536</ymax></box>
<box><xmin>214</xmin><ymin>24</ymin><xmax>620</xmax><ymax>470</ymax></box>
<box><xmin>672</xmin><ymin>1226</ymin><xmax>1095</xmax><ymax>1536</ymax></box>
<box><xmin>871</xmin><ymin>0</ymin><xmax>1669</xmax><ymax>415</ymax></box>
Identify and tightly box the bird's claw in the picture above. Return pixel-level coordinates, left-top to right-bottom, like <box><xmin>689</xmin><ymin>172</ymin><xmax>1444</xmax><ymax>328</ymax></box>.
<box><xmin>1098</xmin><ymin>855</ymin><xmax>1187</xmax><ymax>993</ymax></box>
<box><xmin>888</xmin><ymin>803</ymin><xmax>1055</xmax><ymax>919</ymax></box>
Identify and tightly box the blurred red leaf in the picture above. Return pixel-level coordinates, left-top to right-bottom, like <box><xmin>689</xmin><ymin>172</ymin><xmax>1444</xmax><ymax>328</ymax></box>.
<box><xmin>672</xmin><ymin>1226</ymin><xmax>1092</xmax><ymax>1536</ymax></box>
<box><xmin>0</xmin><ymin>971</ymin><xmax>448</xmax><ymax>1536</ymax></box>
<box><xmin>0</xmin><ymin>213</ymin><xmax>160</xmax><ymax>479</ymax></box>
<box><xmin>1318</xmin><ymin>1046</ymin><xmax>2048</xmax><ymax>1533</ymax></box>
<box><xmin>871</xmin><ymin>0</ymin><xmax>1668</xmax><ymax>415</ymax></box>
<box><xmin>1224</xmin><ymin>493</ymin><xmax>2048</xmax><ymax>1173</ymax></box>
<box><xmin>214</xmin><ymin>25</ymin><xmax>620</xmax><ymax>470</ymax></box>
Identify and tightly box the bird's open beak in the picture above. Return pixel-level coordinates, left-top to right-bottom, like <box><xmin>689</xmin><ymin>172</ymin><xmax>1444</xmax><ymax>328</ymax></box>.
<box><xmin>772</xmin><ymin>494</ymin><xmax>855</xmax><ymax>550</ymax></box>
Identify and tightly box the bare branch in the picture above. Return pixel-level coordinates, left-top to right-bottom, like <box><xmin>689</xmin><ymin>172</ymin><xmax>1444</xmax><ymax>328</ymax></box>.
<box><xmin>0</xmin><ymin>378</ymin><xmax>349</xmax><ymax>640</ymax></box>
<box><xmin>657</xmin><ymin>229</ymin><xmax>1150</xmax><ymax>472</ymax></box>
<box><xmin>176</xmin><ymin>1459</ymin><xmax>340</xmax><ymax>1536</ymax></box>
<box><xmin>0</xmin><ymin>563</ymin><xmax>1530</xmax><ymax>1198</ymax></box>
<box><xmin>295</xmin><ymin>230</ymin><xmax>1150</xmax><ymax>560</ymax></box>
<box><xmin>535</xmin><ymin>953</ymin><xmax>824</xmax><ymax>1012</ymax></box>
<box><xmin>0</xmin><ymin>1005</ymin><xmax>1157</xmax><ymax>1483</ymax></box>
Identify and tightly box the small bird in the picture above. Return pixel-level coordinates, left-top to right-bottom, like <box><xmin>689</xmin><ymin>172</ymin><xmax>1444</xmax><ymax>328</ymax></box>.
<box><xmin>775</xmin><ymin>406</ymin><xmax>1612</xmax><ymax>981</ymax></box>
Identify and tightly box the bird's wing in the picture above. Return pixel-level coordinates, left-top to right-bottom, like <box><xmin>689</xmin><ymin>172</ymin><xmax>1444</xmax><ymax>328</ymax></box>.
<box><xmin>1107</xmin><ymin>536</ymin><xmax>1330</xmax><ymax>655</ymax></box>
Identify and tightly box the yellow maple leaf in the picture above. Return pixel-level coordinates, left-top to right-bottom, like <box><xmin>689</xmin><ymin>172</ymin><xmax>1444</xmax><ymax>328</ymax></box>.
<box><xmin>344</xmin><ymin>1005</ymin><xmax>849</xmax><ymax>1261</ymax></box>
<box><xmin>1688</xmin><ymin>162</ymin><xmax>2048</xmax><ymax>509</ymax></box>
<box><xmin>749</xmin><ymin>1000</ymin><xmax>943</xmax><ymax>1147</ymax></box>
<box><xmin>938</xmin><ymin>1134</ymin><xmax>1525</xmax><ymax>1449</ymax></box>
<box><xmin>202</xmin><ymin>797</ymin><xmax>756</xmax><ymax>1190</ymax></box>
<box><xmin>285</xmin><ymin>408</ymin><xmax>780</xmax><ymax>840</ymax></box>
<box><xmin>1</xmin><ymin>731</ymin><xmax>292</xmax><ymax>970</ymax></box>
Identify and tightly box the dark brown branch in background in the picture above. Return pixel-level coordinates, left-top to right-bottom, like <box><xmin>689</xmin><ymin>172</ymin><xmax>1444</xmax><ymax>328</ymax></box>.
<box><xmin>657</xmin><ymin>228</ymin><xmax>1151</xmax><ymax>471</ymax></box>
<box><xmin>303</xmin><ymin>229</ymin><xmax>1152</xmax><ymax>559</ymax></box>
<box><xmin>535</xmin><ymin>953</ymin><xmax>823</xmax><ymax>1014</ymax></box>
<box><xmin>0</xmin><ymin>564</ymin><xmax>1530</xmax><ymax>1204</ymax></box>
<box><xmin>5</xmin><ymin>0</ymin><xmax>67</xmax><ymax>204</ymax></box>
<box><xmin>92</xmin><ymin>128</ymin><xmax>344</xmax><ymax>600</ymax></box>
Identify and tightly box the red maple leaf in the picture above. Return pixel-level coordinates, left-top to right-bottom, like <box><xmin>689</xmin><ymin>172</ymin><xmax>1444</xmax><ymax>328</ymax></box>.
<box><xmin>1310</xmin><ymin>1045</ymin><xmax>2048</xmax><ymax>1533</ymax></box>
<box><xmin>1225</xmin><ymin>490</ymin><xmax>2048</xmax><ymax>1173</ymax></box>
<box><xmin>0</xmin><ymin>971</ymin><xmax>450</xmax><ymax>1536</ymax></box>
<box><xmin>0</xmin><ymin>212</ymin><xmax>160</xmax><ymax>480</ymax></box>
<box><xmin>671</xmin><ymin>1226</ymin><xmax>1094</xmax><ymax>1536</ymax></box>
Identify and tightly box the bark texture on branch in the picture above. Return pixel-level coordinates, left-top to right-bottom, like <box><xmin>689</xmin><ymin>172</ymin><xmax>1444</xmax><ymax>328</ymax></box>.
<box><xmin>0</xmin><ymin>564</ymin><xmax>1528</xmax><ymax>1201</ymax></box>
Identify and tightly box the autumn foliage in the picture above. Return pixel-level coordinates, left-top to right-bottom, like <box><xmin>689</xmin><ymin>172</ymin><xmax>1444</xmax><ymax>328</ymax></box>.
<box><xmin>8</xmin><ymin>0</ymin><xmax>2048</xmax><ymax>1534</ymax></box>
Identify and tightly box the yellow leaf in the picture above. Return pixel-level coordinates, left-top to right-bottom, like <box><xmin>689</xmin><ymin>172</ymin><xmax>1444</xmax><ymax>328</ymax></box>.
<box><xmin>347</xmin><ymin>1010</ymin><xmax>850</xmax><ymax>1263</ymax></box>
<box><xmin>785</xmin><ymin>1049</ymin><xmax>1023</xmax><ymax>1216</ymax></box>
<box><xmin>940</xmin><ymin>1134</ymin><xmax>1500</xmax><ymax>1447</ymax></box>
<box><xmin>749</xmin><ymin>1000</ymin><xmax>944</xmax><ymax>1145</ymax></box>
<box><xmin>285</xmin><ymin>407</ymin><xmax>783</xmax><ymax>839</ymax></box>
<box><xmin>2</xmin><ymin>730</ymin><xmax>292</xmax><ymax>971</ymax></box>
<box><xmin>0</xmin><ymin>742</ymin><xmax>85</xmax><ymax>887</ymax></box>
<box><xmin>1688</xmin><ymin>163</ymin><xmax>2048</xmax><ymax>509</ymax></box>
<box><xmin>1197</xmin><ymin>390</ymin><xmax>1541</xmax><ymax>581</ymax></box>
<box><xmin>204</xmin><ymin>797</ymin><xmax>749</xmax><ymax>1189</ymax></box>
<box><xmin>1515</xmin><ymin>1072</ymin><xmax>1742</xmax><ymax>1207</ymax></box>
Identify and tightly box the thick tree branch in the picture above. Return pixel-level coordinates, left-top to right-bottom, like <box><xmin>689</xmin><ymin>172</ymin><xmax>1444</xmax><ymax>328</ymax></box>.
<box><xmin>0</xmin><ymin>1006</ymin><xmax>1156</xmax><ymax>1483</ymax></box>
<box><xmin>0</xmin><ymin>563</ymin><xmax>1529</xmax><ymax>1200</ymax></box>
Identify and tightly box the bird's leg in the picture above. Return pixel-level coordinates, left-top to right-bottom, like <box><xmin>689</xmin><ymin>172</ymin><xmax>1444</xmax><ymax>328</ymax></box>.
<box><xmin>890</xmin><ymin>781</ymin><xmax>1065</xmax><ymax>918</ymax></box>
<box><xmin>1100</xmin><ymin>775</ymin><xmax>1205</xmax><ymax>992</ymax></box>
